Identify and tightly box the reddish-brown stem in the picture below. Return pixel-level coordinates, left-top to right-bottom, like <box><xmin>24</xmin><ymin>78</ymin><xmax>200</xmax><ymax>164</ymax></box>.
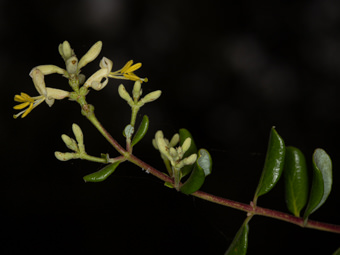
<box><xmin>129</xmin><ymin>154</ymin><xmax>340</xmax><ymax>234</ymax></box>
<box><xmin>87</xmin><ymin>112</ymin><xmax>340</xmax><ymax>234</ymax></box>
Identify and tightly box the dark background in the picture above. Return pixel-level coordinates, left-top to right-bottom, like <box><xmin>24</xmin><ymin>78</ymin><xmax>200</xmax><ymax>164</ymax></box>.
<box><xmin>1</xmin><ymin>0</ymin><xmax>340</xmax><ymax>254</ymax></box>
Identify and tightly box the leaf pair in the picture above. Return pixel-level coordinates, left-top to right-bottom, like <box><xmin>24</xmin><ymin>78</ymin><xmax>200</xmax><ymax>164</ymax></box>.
<box><xmin>253</xmin><ymin>127</ymin><xmax>333</xmax><ymax>220</ymax></box>
<box><xmin>226</xmin><ymin>127</ymin><xmax>333</xmax><ymax>254</ymax></box>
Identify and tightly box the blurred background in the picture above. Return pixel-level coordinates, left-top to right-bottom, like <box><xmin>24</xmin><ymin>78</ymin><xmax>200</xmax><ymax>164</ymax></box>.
<box><xmin>1</xmin><ymin>0</ymin><xmax>340</xmax><ymax>254</ymax></box>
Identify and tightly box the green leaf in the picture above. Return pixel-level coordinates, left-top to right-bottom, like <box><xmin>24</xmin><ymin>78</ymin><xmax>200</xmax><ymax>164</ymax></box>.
<box><xmin>180</xmin><ymin>149</ymin><xmax>212</xmax><ymax>195</ymax></box>
<box><xmin>131</xmin><ymin>115</ymin><xmax>149</xmax><ymax>147</ymax></box>
<box><xmin>254</xmin><ymin>127</ymin><xmax>286</xmax><ymax>199</ymax></box>
<box><xmin>225</xmin><ymin>219</ymin><xmax>250</xmax><ymax>255</ymax></box>
<box><xmin>333</xmin><ymin>247</ymin><xmax>340</xmax><ymax>255</ymax></box>
<box><xmin>284</xmin><ymin>146</ymin><xmax>308</xmax><ymax>217</ymax></box>
<box><xmin>179</xmin><ymin>128</ymin><xmax>198</xmax><ymax>177</ymax></box>
<box><xmin>304</xmin><ymin>148</ymin><xmax>332</xmax><ymax>220</ymax></box>
<box><xmin>83</xmin><ymin>161</ymin><xmax>120</xmax><ymax>182</ymax></box>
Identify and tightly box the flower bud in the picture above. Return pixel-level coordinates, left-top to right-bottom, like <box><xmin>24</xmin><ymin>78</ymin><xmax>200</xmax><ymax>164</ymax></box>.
<box><xmin>118</xmin><ymin>84</ymin><xmax>133</xmax><ymax>104</ymax></box>
<box><xmin>181</xmin><ymin>138</ymin><xmax>191</xmax><ymax>154</ymax></box>
<box><xmin>61</xmin><ymin>134</ymin><xmax>78</xmax><ymax>152</ymax></box>
<box><xmin>132</xmin><ymin>80</ymin><xmax>142</xmax><ymax>101</ymax></box>
<box><xmin>140</xmin><ymin>90</ymin><xmax>162</xmax><ymax>104</ymax></box>
<box><xmin>58</xmin><ymin>41</ymin><xmax>73</xmax><ymax>61</ymax></box>
<box><xmin>182</xmin><ymin>154</ymin><xmax>197</xmax><ymax>166</ymax></box>
<box><xmin>78</xmin><ymin>41</ymin><xmax>102</xmax><ymax>70</ymax></box>
<box><xmin>169</xmin><ymin>134</ymin><xmax>179</xmax><ymax>147</ymax></box>
<box><xmin>55</xmin><ymin>151</ymin><xmax>76</xmax><ymax>161</ymax></box>
<box><xmin>66</xmin><ymin>56</ymin><xmax>78</xmax><ymax>74</ymax></box>
<box><xmin>72</xmin><ymin>123</ymin><xmax>84</xmax><ymax>146</ymax></box>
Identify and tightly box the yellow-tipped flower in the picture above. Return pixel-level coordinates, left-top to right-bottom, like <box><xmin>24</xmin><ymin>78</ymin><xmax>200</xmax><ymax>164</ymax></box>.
<box><xmin>109</xmin><ymin>60</ymin><xmax>148</xmax><ymax>83</ymax></box>
<box><xmin>13</xmin><ymin>69</ymin><xmax>70</xmax><ymax>119</ymax></box>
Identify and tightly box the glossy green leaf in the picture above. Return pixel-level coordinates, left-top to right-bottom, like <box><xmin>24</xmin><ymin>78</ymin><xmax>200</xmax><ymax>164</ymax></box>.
<box><xmin>284</xmin><ymin>146</ymin><xmax>308</xmax><ymax>217</ymax></box>
<box><xmin>304</xmin><ymin>148</ymin><xmax>332</xmax><ymax>220</ymax></box>
<box><xmin>131</xmin><ymin>115</ymin><xmax>149</xmax><ymax>147</ymax></box>
<box><xmin>254</xmin><ymin>127</ymin><xmax>286</xmax><ymax>199</ymax></box>
<box><xmin>224</xmin><ymin>220</ymin><xmax>249</xmax><ymax>255</ymax></box>
<box><xmin>179</xmin><ymin>128</ymin><xmax>198</xmax><ymax>177</ymax></box>
<box><xmin>83</xmin><ymin>161</ymin><xmax>120</xmax><ymax>182</ymax></box>
<box><xmin>180</xmin><ymin>149</ymin><xmax>212</xmax><ymax>195</ymax></box>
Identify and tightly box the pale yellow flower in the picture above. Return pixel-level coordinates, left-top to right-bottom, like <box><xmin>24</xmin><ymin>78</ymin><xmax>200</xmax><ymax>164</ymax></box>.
<box><xmin>13</xmin><ymin>69</ymin><xmax>69</xmax><ymax>118</ymax></box>
<box><xmin>84</xmin><ymin>57</ymin><xmax>113</xmax><ymax>90</ymax></box>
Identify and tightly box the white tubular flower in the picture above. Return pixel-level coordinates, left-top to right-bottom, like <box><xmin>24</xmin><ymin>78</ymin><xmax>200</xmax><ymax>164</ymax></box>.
<box><xmin>84</xmin><ymin>57</ymin><xmax>113</xmax><ymax>90</ymax></box>
<box><xmin>30</xmin><ymin>68</ymin><xmax>69</xmax><ymax>107</ymax></box>
<box><xmin>35</xmin><ymin>65</ymin><xmax>67</xmax><ymax>76</ymax></box>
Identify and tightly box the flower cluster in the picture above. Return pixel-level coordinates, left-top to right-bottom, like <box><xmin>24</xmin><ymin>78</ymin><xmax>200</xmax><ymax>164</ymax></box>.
<box><xmin>153</xmin><ymin>131</ymin><xmax>197</xmax><ymax>172</ymax></box>
<box><xmin>13</xmin><ymin>41</ymin><xmax>148</xmax><ymax>118</ymax></box>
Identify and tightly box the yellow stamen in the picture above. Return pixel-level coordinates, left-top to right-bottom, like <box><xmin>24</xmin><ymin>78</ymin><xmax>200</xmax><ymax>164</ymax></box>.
<box><xmin>125</xmin><ymin>63</ymin><xmax>142</xmax><ymax>73</ymax></box>
<box><xmin>13</xmin><ymin>101</ymin><xmax>31</xmax><ymax>110</ymax></box>
<box><xmin>120</xmin><ymin>60</ymin><xmax>133</xmax><ymax>73</ymax></box>
<box><xmin>22</xmin><ymin>102</ymin><xmax>34</xmax><ymax>118</ymax></box>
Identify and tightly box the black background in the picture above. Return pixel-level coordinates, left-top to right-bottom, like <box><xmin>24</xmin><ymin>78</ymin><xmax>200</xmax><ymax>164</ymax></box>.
<box><xmin>1</xmin><ymin>0</ymin><xmax>340</xmax><ymax>254</ymax></box>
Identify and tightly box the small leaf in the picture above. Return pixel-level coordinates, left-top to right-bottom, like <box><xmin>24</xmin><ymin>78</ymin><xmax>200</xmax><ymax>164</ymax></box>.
<box><xmin>131</xmin><ymin>115</ymin><xmax>149</xmax><ymax>147</ymax></box>
<box><xmin>284</xmin><ymin>146</ymin><xmax>308</xmax><ymax>217</ymax></box>
<box><xmin>197</xmin><ymin>149</ymin><xmax>212</xmax><ymax>176</ymax></box>
<box><xmin>225</xmin><ymin>219</ymin><xmax>250</xmax><ymax>255</ymax></box>
<box><xmin>179</xmin><ymin>128</ymin><xmax>198</xmax><ymax>177</ymax></box>
<box><xmin>83</xmin><ymin>161</ymin><xmax>120</xmax><ymax>182</ymax></box>
<box><xmin>180</xmin><ymin>149</ymin><xmax>212</xmax><ymax>195</ymax></box>
<box><xmin>304</xmin><ymin>148</ymin><xmax>332</xmax><ymax>220</ymax></box>
<box><xmin>254</xmin><ymin>127</ymin><xmax>286</xmax><ymax>199</ymax></box>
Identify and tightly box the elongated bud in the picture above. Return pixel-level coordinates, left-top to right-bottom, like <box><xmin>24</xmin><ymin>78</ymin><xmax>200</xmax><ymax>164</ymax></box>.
<box><xmin>118</xmin><ymin>84</ymin><xmax>133</xmax><ymax>104</ymax></box>
<box><xmin>72</xmin><ymin>123</ymin><xmax>84</xmax><ymax>148</ymax></box>
<box><xmin>169</xmin><ymin>134</ymin><xmax>179</xmax><ymax>147</ymax></box>
<box><xmin>78</xmin><ymin>41</ymin><xmax>102</xmax><ymax>70</ymax></box>
<box><xmin>182</xmin><ymin>154</ymin><xmax>197</xmax><ymax>166</ymax></box>
<box><xmin>181</xmin><ymin>138</ymin><xmax>191</xmax><ymax>154</ymax></box>
<box><xmin>140</xmin><ymin>90</ymin><xmax>162</xmax><ymax>104</ymax></box>
<box><xmin>132</xmin><ymin>80</ymin><xmax>142</xmax><ymax>101</ymax></box>
<box><xmin>59</xmin><ymin>41</ymin><xmax>73</xmax><ymax>61</ymax></box>
<box><xmin>61</xmin><ymin>134</ymin><xmax>78</xmax><ymax>152</ymax></box>
<box><xmin>55</xmin><ymin>151</ymin><xmax>76</xmax><ymax>161</ymax></box>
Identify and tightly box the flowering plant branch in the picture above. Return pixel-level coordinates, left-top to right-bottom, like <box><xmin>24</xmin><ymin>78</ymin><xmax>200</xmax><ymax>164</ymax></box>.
<box><xmin>14</xmin><ymin>41</ymin><xmax>340</xmax><ymax>254</ymax></box>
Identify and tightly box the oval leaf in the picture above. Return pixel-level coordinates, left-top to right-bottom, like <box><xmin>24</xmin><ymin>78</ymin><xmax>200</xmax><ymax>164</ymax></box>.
<box><xmin>304</xmin><ymin>148</ymin><xmax>332</xmax><ymax>220</ymax></box>
<box><xmin>131</xmin><ymin>115</ymin><xmax>149</xmax><ymax>147</ymax></box>
<box><xmin>179</xmin><ymin>128</ymin><xmax>198</xmax><ymax>177</ymax></box>
<box><xmin>254</xmin><ymin>127</ymin><xmax>286</xmax><ymax>199</ymax></box>
<box><xmin>284</xmin><ymin>146</ymin><xmax>308</xmax><ymax>217</ymax></box>
<box><xmin>180</xmin><ymin>149</ymin><xmax>212</xmax><ymax>195</ymax></box>
<box><xmin>225</xmin><ymin>220</ymin><xmax>249</xmax><ymax>255</ymax></box>
<box><xmin>83</xmin><ymin>161</ymin><xmax>120</xmax><ymax>182</ymax></box>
